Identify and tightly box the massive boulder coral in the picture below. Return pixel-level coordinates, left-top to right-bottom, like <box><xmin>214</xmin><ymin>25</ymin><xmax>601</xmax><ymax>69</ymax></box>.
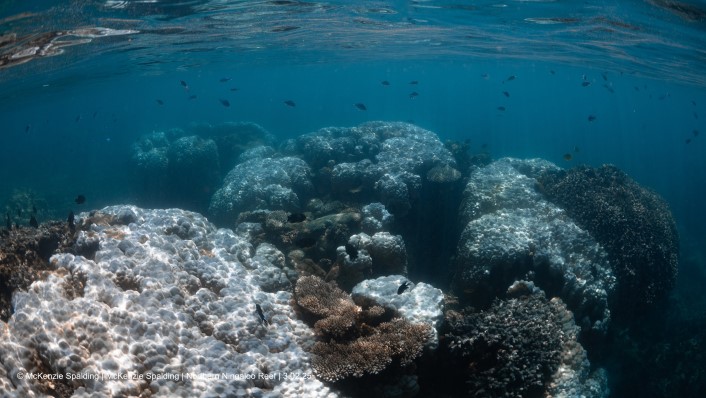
<box><xmin>209</xmin><ymin>149</ymin><xmax>314</xmax><ymax>225</ymax></box>
<box><xmin>0</xmin><ymin>206</ymin><xmax>338</xmax><ymax>398</ymax></box>
<box><xmin>283</xmin><ymin>121</ymin><xmax>460</xmax><ymax>217</ymax></box>
<box><xmin>537</xmin><ymin>165</ymin><xmax>679</xmax><ymax>313</ymax></box>
<box><xmin>454</xmin><ymin>158</ymin><xmax>616</xmax><ymax>335</ymax></box>
<box><xmin>440</xmin><ymin>289</ymin><xmax>608</xmax><ymax>398</ymax></box>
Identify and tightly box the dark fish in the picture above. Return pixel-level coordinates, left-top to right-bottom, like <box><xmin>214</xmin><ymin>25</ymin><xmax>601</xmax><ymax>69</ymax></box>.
<box><xmin>271</xmin><ymin>25</ymin><xmax>299</xmax><ymax>32</ymax></box>
<box><xmin>694</xmin><ymin>112</ymin><xmax>698</xmax><ymax>119</ymax></box>
<box><xmin>345</xmin><ymin>243</ymin><xmax>358</xmax><ymax>259</ymax></box>
<box><xmin>230</xmin><ymin>87</ymin><xmax>239</xmax><ymax>91</ymax></box>
<box><xmin>497</xmin><ymin>106</ymin><xmax>506</xmax><ymax>111</ymax></box>
<box><xmin>694</xmin><ymin>129</ymin><xmax>700</xmax><ymax>137</ymax></box>
<box><xmin>686</xmin><ymin>138</ymin><xmax>692</xmax><ymax>144</ymax></box>
<box><xmin>634</xmin><ymin>86</ymin><xmax>640</xmax><ymax>91</ymax></box>
<box><xmin>574</xmin><ymin>146</ymin><xmax>580</xmax><ymax>153</ymax></box>
<box><xmin>601</xmin><ymin>72</ymin><xmax>608</xmax><ymax>81</ymax></box>
<box><xmin>502</xmin><ymin>91</ymin><xmax>510</xmax><ymax>97</ymax></box>
<box><xmin>381</xmin><ymin>80</ymin><xmax>390</xmax><ymax>86</ymax></box>
<box><xmin>409</xmin><ymin>91</ymin><xmax>419</xmax><ymax>99</ymax></box>
<box><xmin>219</xmin><ymin>77</ymin><xmax>231</xmax><ymax>82</ymax></box>
<box><xmin>75</xmin><ymin>194</ymin><xmax>86</xmax><ymax>204</ymax></box>
<box><xmin>16</xmin><ymin>208</ymin><xmax>21</xmax><ymax>217</ymax></box>
<box><xmin>692</xmin><ymin>100</ymin><xmax>696</xmax><ymax>106</ymax></box>
<box><xmin>5</xmin><ymin>212</ymin><xmax>10</xmax><ymax>229</ymax></box>
<box><xmin>603</xmin><ymin>84</ymin><xmax>614</xmax><ymax>93</ymax></box>
<box><xmin>581</xmin><ymin>81</ymin><xmax>591</xmax><ymax>87</ymax></box>
<box><xmin>32</xmin><ymin>205</ymin><xmax>37</xmax><ymax>214</ymax></box>
<box><xmin>409</xmin><ymin>80</ymin><xmax>418</xmax><ymax>85</ymax></box>
<box><xmin>255</xmin><ymin>303</ymin><xmax>269</xmax><ymax>326</ymax></box>
<box><xmin>68</xmin><ymin>211</ymin><xmax>75</xmax><ymax>230</ymax></box>
<box><xmin>29</xmin><ymin>215</ymin><xmax>38</xmax><ymax>228</ymax></box>
<box><xmin>481</xmin><ymin>73</ymin><xmax>489</xmax><ymax>79</ymax></box>
<box><xmin>25</xmin><ymin>124</ymin><xmax>31</xmax><ymax>133</ymax></box>
<box><xmin>284</xmin><ymin>100</ymin><xmax>296</xmax><ymax>107</ymax></box>
<box><xmin>287</xmin><ymin>212</ymin><xmax>306</xmax><ymax>222</ymax></box>
<box><xmin>550</xmin><ymin>70</ymin><xmax>556</xmax><ymax>75</ymax></box>
<box><xmin>219</xmin><ymin>99</ymin><xmax>230</xmax><ymax>107</ymax></box>
<box><xmin>354</xmin><ymin>103</ymin><xmax>367</xmax><ymax>111</ymax></box>
<box><xmin>588</xmin><ymin>115</ymin><xmax>597</xmax><ymax>122</ymax></box>
<box><xmin>563</xmin><ymin>153</ymin><xmax>573</xmax><ymax>161</ymax></box>
<box><xmin>92</xmin><ymin>111</ymin><xmax>98</xmax><ymax>118</ymax></box>
<box><xmin>504</xmin><ymin>75</ymin><xmax>516</xmax><ymax>82</ymax></box>
<box><xmin>180</xmin><ymin>80</ymin><xmax>188</xmax><ymax>88</ymax></box>
<box><xmin>397</xmin><ymin>281</ymin><xmax>411</xmax><ymax>295</ymax></box>
<box><xmin>658</xmin><ymin>93</ymin><xmax>669</xmax><ymax>100</ymax></box>
<box><xmin>188</xmin><ymin>95</ymin><xmax>198</xmax><ymax>100</ymax></box>
<box><xmin>156</xmin><ymin>99</ymin><xmax>164</xmax><ymax>105</ymax></box>
<box><xmin>295</xmin><ymin>236</ymin><xmax>317</xmax><ymax>248</ymax></box>
<box><xmin>75</xmin><ymin>115</ymin><xmax>81</xmax><ymax>122</ymax></box>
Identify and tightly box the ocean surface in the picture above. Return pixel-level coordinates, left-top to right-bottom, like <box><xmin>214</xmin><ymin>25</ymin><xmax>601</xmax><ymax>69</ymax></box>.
<box><xmin>1</xmin><ymin>0</ymin><xmax>705</xmax><ymax>397</ymax></box>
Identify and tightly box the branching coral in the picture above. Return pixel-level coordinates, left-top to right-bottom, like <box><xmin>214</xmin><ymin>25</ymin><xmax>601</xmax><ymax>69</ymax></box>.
<box><xmin>293</xmin><ymin>276</ymin><xmax>432</xmax><ymax>382</ymax></box>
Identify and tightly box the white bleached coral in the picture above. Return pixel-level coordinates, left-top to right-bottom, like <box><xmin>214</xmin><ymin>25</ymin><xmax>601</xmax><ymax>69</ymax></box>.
<box><xmin>0</xmin><ymin>206</ymin><xmax>339</xmax><ymax>398</ymax></box>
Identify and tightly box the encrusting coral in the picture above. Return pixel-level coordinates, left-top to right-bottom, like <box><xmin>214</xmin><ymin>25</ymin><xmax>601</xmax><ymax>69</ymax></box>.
<box><xmin>293</xmin><ymin>275</ymin><xmax>432</xmax><ymax>382</ymax></box>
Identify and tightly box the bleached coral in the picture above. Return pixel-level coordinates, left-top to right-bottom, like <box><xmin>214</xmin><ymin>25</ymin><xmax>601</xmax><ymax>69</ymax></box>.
<box><xmin>0</xmin><ymin>206</ymin><xmax>338</xmax><ymax>398</ymax></box>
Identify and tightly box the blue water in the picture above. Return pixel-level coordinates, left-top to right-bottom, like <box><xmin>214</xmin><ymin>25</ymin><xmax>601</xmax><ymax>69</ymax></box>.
<box><xmin>1</xmin><ymin>0</ymin><xmax>706</xmax><ymax>396</ymax></box>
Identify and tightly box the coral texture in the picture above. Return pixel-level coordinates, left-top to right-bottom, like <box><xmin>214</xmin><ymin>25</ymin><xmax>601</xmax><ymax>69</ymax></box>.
<box><xmin>538</xmin><ymin>165</ymin><xmax>679</xmax><ymax>312</ymax></box>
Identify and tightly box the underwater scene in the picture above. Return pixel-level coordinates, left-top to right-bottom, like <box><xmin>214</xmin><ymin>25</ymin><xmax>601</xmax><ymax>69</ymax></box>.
<box><xmin>1</xmin><ymin>0</ymin><xmax>705</xmax><ymax>397</ymax></box>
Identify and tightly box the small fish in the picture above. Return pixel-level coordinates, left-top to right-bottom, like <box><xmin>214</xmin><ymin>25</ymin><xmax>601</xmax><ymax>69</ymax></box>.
<box><xmin>694</xmin><ymin>129</ymin><xmax>700</xmax><ymax>137</ymax></box>
<box><xmin>588</xmin><ymin>115</ymin><xmax>596</xmax><ymax>122</ymax></box>
<box><xmin>550</xmin><ymin>70</ymin><xmax>556</xmax><ymax>75</ymax></box>
<box><xmin>180</xmin><ymin>80</ymin><xmax>188</xmax><ymax>89</ymax></box>
<box><xmin>603</xmin><ymin>84</ymin><xmax>614</xmax><ymax>93</ymax></box>
<box><xmin>255</xmin><ymin>303</ymin><xmax>269</xmax><ymax>326</ymax></box>
<box><xmin>219</xmin><ymin>77</ymin><xmax>231</xmax><ymax>83</ymax></box>
<box><xmin>634</xmin><ymin>86</ymin><xmax>640</xmax><ymax>91</ymax></box>
<box><xmin>658</xmin><ymin>93</ymin><xmax>669</xmax><ymax>100</ymax></box>
<box><xmin>188</xmin><ymin>94</ymin><xmax>197</xmax><ymax>100</ymax></box>
<box><xmin>504</xmin><ymin>75</ymin><xmax>516</xmax><ymax>83</ymax></box>
<box><xmin>397</xmin><ymin>281</ymin><xmax>411</xmax><ymax>295</ymax></box>
<box><xmin>230</xmin><ymin>87</ymin><xmax>239</xmax><ymax>91</ymax></box>
<box><xmin>284</xmin><ymin>100</ymin><xmax>296</xmax><ymax>107</ymax></box>
<box><xmin>497</xmin><ymin>106</ymin><xmax>506</xmax><ymax>111</ymax></box>
<box><xmin>156</xmin><ymin>99</ymin><xmax>164</xmax><ymax>105</ymax></box>
<box><xmin>601</xmin><ymin>72</ymin><xmax>608</xmax><ymax>81</ymax></box>
<box><xmin>581</xmin><ymin>81</ymin><xmax>591</xmax><ymax>87</ymax></box>
<box><xmin>563</xmin><ymin>153</ymin><xmax>573</xmax><ymax>161</ymax></box>
<box><xmin>75</xmin><ymin>115</ymin><xmax>81</xmax><ymax>122</ymax></box>
<box><xmin>354</xmin><ymin>103</ymin><xmax>367</xmax><ymax>111</ymax></box>
<box><xmin>345</xmin><ymin>243</ymin><xmax>358</xmax><ymax>259</ymax></box>
<box><xmin>92</xmin><ymin>111</ymin><xmax>98</xmax><ymax>118</ymax></box>
<box><xmin>287</xmin><ymin>212</ymin><xmax>306</xmax><ymax>223</ymax></box>
<box><xmin>75</xmin><ymin>194</ymin><xmax>86</xmax><ymax>205</ymax></box>
<box><xmin>481</xmin><ymin>73</ymin><xmax>489</xmax><ymax>79</ymax></box>
<box><xmin>409</xmin><ymin>91</ymin><xmax>419</xmax><ymax>99</ymax></box>
<box><xmin>574</xmin><ymin>146</ymin><xmax>580</xmax><ymax>153</ymax></box>
<box><xmin>68</xmin><ymin>211</ymin><xmax>75</xmax><ymax>230</ymax></box>
<box><xmin>502</xmin><ymin>91</ymin><xmax>510</xmax><ymax>97</ymax></box>
<box><xmin>694</xmin><ymin>112</ymin><xmax>698</xmax><ymax>119</ymax></box>
<box><xmin>686</xmin><ymin>138</ymin><xmax>692</xmax><ymax>144</ymax></box>
<box><xmin>409</xmin><ymin>80</ymin><xmax>418</xmax><ymax>85</ymax></box>
<box><xmin>381</xmin><ymin>80</ymin><xmax>390</xmax><ymax>86</ymax></box>
<box><xmin>16</xmin><ymin>208</ymin><xmax>21</xmax><ymax>217</ymax></box>
<box><xmin>29</xmin><ymin>215</ymin><xmax>38</xmax><ymax>228</ymax></box>
<box><xmin>219</xmin><ymin>99</ymin><xmax>230</xmax><ymax>107</ymax></box>
<box><xmin>32</xmin><ymin>205</ymin><xmax>37</xmax><ymax>214</ymax></box>
<box><xmin>692</xmin><ymin>100</ymin><xmax>697</xmax><ymax>106</ymax></box>
<box><xmin>5</xmin><ymin>212</ymin><xmax>10</xmax><ymax>229</ymax></box>
<box><xmin>25</xmin><ymin>124</ymin><xmax>31</xmax><ymax>133</ymax></box>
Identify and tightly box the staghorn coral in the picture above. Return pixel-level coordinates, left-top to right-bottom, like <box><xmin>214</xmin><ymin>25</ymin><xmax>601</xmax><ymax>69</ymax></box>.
<box><xmin>293</xmin><ymin>276</ymin><xmax>432</xmax><ymax>383</ymax></box>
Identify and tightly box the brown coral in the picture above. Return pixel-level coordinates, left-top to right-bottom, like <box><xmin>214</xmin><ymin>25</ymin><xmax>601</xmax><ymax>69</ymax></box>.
<box><xmin>293</xmin><ymin>276</ymin><xmax>432</xmax><ymax>383</ymax></box>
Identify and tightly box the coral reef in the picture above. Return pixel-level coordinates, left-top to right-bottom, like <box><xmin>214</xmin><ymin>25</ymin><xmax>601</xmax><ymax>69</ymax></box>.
<box><xmin>454</xmin><ymin>158</ymin><xmax>616</xmax><ymax>336</ymax></box>
<box><xmin>293</xmin><ymin>276</ymin><xmax>432</xmax><ymax>385</ymax></box>
<box><xmin>537</xmin><ymin>164</ymin><xmax>679</xmax><ymax>313</ymax></box>
<box><xmin>439</xmin><ymin>289</ymin><xmax>608</xmax><ymax>398</ymax></box>
<box><xmin>0</xmin><ymin>206</ymin><xmax>339</xmax><ymax>397</ymax></box>
<box><xmin>209</xmin><ymin>150</ymin><xmax>314</xmax><ymax>225</ymax></box>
